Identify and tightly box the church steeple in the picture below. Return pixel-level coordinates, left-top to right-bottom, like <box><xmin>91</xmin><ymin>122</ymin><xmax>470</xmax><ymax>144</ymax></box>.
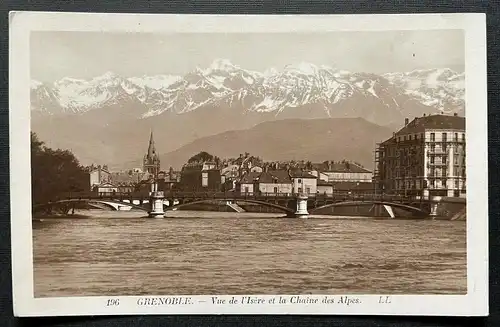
<box><xmin>143</xmin><ymin>130</ymin><xmax>160</xmax><ymax>176</ymax></box>
<box><xmin>147</xmin><ymin>130</ymin><xmax>156</xmax><ymax>159</ymax></box>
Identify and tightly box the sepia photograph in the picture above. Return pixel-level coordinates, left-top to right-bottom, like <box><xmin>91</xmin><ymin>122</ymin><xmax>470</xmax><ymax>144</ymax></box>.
<box><xmin>10</xmin><ymin>12</ymin><xmax>487</xmax><ymax>317</ymax></box>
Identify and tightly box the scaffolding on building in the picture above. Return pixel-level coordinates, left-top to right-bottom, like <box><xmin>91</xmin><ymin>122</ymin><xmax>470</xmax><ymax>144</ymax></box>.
<box><xmin>374</xmin><ymin>134</ymin><xmax>466</xmax><ymax>197</ymax></box>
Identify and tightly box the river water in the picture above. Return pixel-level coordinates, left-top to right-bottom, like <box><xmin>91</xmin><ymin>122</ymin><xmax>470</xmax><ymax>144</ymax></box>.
<box><xmin>33</xmin><ymin>211</ymin><xmax>467</xmax><ymax>297</ymax></box>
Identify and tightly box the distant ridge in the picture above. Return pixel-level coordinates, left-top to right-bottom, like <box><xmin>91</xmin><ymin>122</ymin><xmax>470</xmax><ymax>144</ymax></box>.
<box><xmin>150</xmin><ymin>117</ymin><xmax>394</xmax><ymax>170</ymax></box>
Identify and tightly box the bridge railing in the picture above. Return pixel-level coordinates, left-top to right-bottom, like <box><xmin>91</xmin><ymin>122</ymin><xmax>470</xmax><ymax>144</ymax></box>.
<box><xmin>60</xmin><ymin>190</ymin><xmax>427</xmax><ymax>204</ymax></box>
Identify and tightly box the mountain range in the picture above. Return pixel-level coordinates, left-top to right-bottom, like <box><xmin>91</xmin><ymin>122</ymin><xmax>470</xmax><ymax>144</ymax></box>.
<box><xmin>157</xmin><ymin>117</ymin><xmax>393</xmax><ymax>170</ymax></box>
<box><xmin>30</xmin><ymin>59</ymin><xmax>465</xmax><ymax>170</ymax></box>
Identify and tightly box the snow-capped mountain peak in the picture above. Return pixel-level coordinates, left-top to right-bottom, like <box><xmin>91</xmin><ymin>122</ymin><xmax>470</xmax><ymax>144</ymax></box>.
<box><xmin>206</xmin><ymin>58</ymin><xmax>239</xmax><ymax>73</ymax></box>
<box><xmin>284</xmin><ymin>62</ymin><xmax>321</xmax><ymax>75</ymax></box>
<box><xmin>30</xmin><ymin>61</ymin><xmax>465</xmax><ymax>121</ymax></box>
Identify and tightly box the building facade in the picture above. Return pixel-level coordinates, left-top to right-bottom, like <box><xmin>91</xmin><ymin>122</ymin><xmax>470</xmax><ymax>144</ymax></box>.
<box><xmin>88</xmin><ymin>165</ymin><xmax>111</xmax><ymax>191</ymax></box>
<box><xmin>308</xmin><ymin>161</ymin><xmax>373</xmax><ymax>182</ymax></box>
<box><xmin>374</xmin><ymin>114</ymin><xmax>466</xmax><ymax>198</ymax></box>
<box><xmin>238</xmin><ymin>170</ymin><xmax>293</xmax><ymax>195</ymax></box>
<box><xmin>180</xmin><ymin>161</ymin><xmax>221</xmax><ymax>191</ymax></box>
<box><xmin>289</xmin><ymin>170</ymin><xmax>317</xmax><ymax>195</ymax></box>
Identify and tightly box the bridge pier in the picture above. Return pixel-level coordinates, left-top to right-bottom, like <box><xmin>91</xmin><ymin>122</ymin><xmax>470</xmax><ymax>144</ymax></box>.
<box><xmin>294</xmin><ymin>194</ymin><xmax>309</xmax><ymax>218</ymax></box>
<box><xmin>148</xmin><ymin>191</ymin><xmax>165</xmax><ymax>218</ymax></box>
<box><xmin>429</xmin><ymin>203</ymin><xmax>438</xmax><ymax>217</ymax></box>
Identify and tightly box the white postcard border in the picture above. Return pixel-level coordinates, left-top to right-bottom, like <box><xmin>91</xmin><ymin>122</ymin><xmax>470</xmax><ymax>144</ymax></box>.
<box><xmin>9</xmin><ymin>12</ymin><xmax>488</xmax><ymax>317</ymax></box>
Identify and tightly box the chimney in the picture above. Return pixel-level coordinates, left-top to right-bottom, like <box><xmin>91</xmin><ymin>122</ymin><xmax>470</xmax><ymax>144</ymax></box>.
<box><xmin>454</xmin><ymin>112</ymin><xmax>458</xmax><ymax>117</ymax></box>
<box><xmin>404</xmin><ymin>118</ymin><xmax>409</xmax><ymax>126</ymax></box>
<box><xmin>423</xmin><ymin>113</ymin><xmax>426</xmax><ymax>117</ymax></box>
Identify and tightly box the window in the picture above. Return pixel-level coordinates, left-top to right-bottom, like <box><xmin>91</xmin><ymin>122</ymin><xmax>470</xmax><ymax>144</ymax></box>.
<box><xmin>244</xmin><ymin>187</ymin><xmax>249</xmax><ymax>193</ymax></box>
<box><xmin>462</xmin><ymin>133</ymin><xmax>465</xmax><ymax>142</ymax></box>
<box><xmin>404</xmin><ymin>136</ymin><xmax>407</xmax><ymax>141</ymax></box>
<box><xmin>455</xmin><ymin>179</ymin><xmax>459</xmax><ymax>188</ymax></box>
<box><xmin>442</xmin><ymin>179</ymin><xmax>447</xmax><ymax>187</ymax></box>
<box><xmin>202</xmin><ymin>172</ymin><xmax>209</xmax><ymax>187</ymax></box>
<box><xmin>297</xmin><ymin>179</ymin><xmax>302</xmax><ymax>183</ymax></box>
<box><xmin>274</xmin><ymin>187</ymin><xmax>278</xmax><ymax>193</ymax></box>
<box><xmin>442</xmin><ymin>132</ymin><xmax>447</xmax><ymax>142</ymax></box>
<box><xmin>430</xmin><ymin>156</ymin><xmax>435</xmax><ymax>164</ymax></box>
<box><xmin>430</xmin><ymin>133</ymin><xmax>435</xmax><ymax>142</ymax></box>
<box><xmin>454</xmin><ymin>133</ymin><xmax>458</xmax><ymax>141</ymax></box>
<box><xmin>298</xmin><ymin>187</ymin><xmax>302</xmax><ymax>193</ymax></box>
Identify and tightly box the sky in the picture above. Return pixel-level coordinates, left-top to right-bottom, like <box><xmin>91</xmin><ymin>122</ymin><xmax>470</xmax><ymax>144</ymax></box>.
<box><xmin>31</xmin><ymin>30</ymin><xmax>464</xmax><ymax>82</ymax></box>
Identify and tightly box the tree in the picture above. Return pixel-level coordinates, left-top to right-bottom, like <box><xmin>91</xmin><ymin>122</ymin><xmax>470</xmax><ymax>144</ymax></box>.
<box><xmin>31</xmin><ymin>132</ymin><xmax>89</xmax><ymax>205</ymax></box>
<box><xmin>187</xmin><ymin>151</ymin><xmax>215</xmax><ymax>164</ymax></box>
<box><xmin>214</xmin><ymin>156</ymin><xmax>221</xmax><ymax>168</ymax></box>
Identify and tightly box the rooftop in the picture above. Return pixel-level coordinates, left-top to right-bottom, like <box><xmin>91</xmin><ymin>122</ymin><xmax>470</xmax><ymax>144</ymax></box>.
<box><xmin>310</xmin><ymin>162</ymin><xmax>371</xmax><ymax>174</ymax></box>
<box><xmin>396</xmin><ymin>114</ymin><xmax>465</xmax><ymax>136</ymax></box>
<box><xmin>259</xmin><ymin>170</ymin><xmax>292</xmax><ymax>184</ymax></box>
<box><xmin>289</xmin><ymin>170</ymin><xmax>317</xmax><ymax>179</ymax></box>
<box><xmin>239</xmin><ymin>170</ymin><xmax>292</xmax><ymax>184</ymax></box>
<box><xmin>239</xmin><ymin>171</ymin><xmax>262</xmax><ymax>184</ymax></box>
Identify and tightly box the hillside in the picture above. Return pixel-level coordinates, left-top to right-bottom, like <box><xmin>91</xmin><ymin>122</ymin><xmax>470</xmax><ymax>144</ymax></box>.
<box><xmin>154</xmin><ymin>117</ymin><xmax>394</xmax><ymax>170</ymax></box>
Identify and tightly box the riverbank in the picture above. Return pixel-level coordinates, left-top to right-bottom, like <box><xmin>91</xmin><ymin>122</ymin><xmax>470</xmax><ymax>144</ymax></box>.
<box><xmin>32</xmin><ymin>209</ymin><xmax>467</xmax><ymax>221</ymax></box>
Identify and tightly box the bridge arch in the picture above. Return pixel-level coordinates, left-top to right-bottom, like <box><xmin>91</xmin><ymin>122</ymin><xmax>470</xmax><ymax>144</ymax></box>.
<box><xmin>33</xmin><ymin>199</ymin><xmax>149</xmax><ymax>213</ymax></box>
<box><xmin>310</xmin><ymin>200</ymin><xmax>428</xmax><ymax>215</ymax></box>
<box><xmin>166</xmin><ymin>198</ymin><xmax>295</xmax><ymax>214</ymax></box>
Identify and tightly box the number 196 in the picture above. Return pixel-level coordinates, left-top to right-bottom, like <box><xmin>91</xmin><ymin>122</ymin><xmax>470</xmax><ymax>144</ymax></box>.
<box><xmin>106</xmin><ymin>299</ymin><xmax>120</xmax><ymax>306</ymax></box>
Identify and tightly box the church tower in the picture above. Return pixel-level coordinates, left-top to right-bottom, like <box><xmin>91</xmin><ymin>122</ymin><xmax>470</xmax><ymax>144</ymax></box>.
<box><xmin>143</xmin><ymin>131</ymin><xmax>160</xmax><ymax>177</ymax></box>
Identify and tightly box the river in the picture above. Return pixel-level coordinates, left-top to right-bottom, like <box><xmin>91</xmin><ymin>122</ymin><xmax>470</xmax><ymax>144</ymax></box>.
<box><xmin>32</xmin><ymin>211</ymin><xmax>467</xmax><ymax>297</ymax></box>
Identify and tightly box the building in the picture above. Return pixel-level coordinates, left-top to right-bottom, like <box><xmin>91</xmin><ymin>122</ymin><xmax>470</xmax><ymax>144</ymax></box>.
<box><xmin>374</xmin><ymin>113</ymin><xmax>466</xmax><ymax>198</ymax></box>
<box><xmin>93</xmin><ymin>182</ymin><xmax>118</xmax><ymax>195</ymax></box>
<box><xmin>317</xmin><ymin>180</ymin><xmax>334</xmax><ymax>195</ymax></box>
<box><xmin>238</xmin><ymin>170</ymin><xmax>293</xmax><ymax>196</ymax></box>
<box><xmin>289</xmin><ymin>170</ymin><xmax>317</xmax><ymax>195</ymax></box>
<box><xmin>109</xmin><ymin>170</ymin><xmax>148</xmax><ymax>193</ymax></box>
<box><xmin>87</xmin><ymin>164</ymin><xmax>111</xmax><ymax>191</ymax></box>
<box><xmin>179</xmin><ymin>161</ymin><xmax>221</xmax><ymax>191</ymax></box>
<box><xmin>308</xmin><ymin>161</ymin><xmax>373</xmax><ymax>182</ymax></box>
<box><xmin>157</xmin><ymin>168</ymin><xmax>180</xmax><ymax>191</ymax></box>
<box><xmin>143</xmin><ymin>131</ymin><xmax>161</xmax><ymax>177</ymax></box>
<box><xmin>238</xmin><ymin>171</ymin><xmax>261</xmax><ymax>195</ymax></box>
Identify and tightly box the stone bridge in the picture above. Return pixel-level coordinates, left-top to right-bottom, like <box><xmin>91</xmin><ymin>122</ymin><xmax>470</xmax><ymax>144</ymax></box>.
<box><xmin>39</xmin><ymin>191</ymin><xmax>437</xmax><ymax>218</ymax></box>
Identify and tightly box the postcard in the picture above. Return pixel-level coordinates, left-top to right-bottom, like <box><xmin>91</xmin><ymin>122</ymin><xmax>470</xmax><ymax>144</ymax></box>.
<box><xmin>9</xmin><ymin>12</ymin><xmax>488</xmax><ymax>316</ymax></box>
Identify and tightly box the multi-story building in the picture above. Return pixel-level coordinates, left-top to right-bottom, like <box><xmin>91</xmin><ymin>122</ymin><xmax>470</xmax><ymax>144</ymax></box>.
<box><xmin>87</xmin><ymin>164</ymin><xmax>111</xmax><ymax>191</ymax></box>
<box><xmin>289</xmin><ymin>170</ymin><xmax>318</xmax><ymax>195</ymax></box>
<box><xmin>179</xmin><ymin>161</ymin><xmax>221</xmax><ymax>191</ymax></box>
<box><xmin>374</xmin><ymin>113</ymin><xmax>466</xmax><ymax>198</ymax></box>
